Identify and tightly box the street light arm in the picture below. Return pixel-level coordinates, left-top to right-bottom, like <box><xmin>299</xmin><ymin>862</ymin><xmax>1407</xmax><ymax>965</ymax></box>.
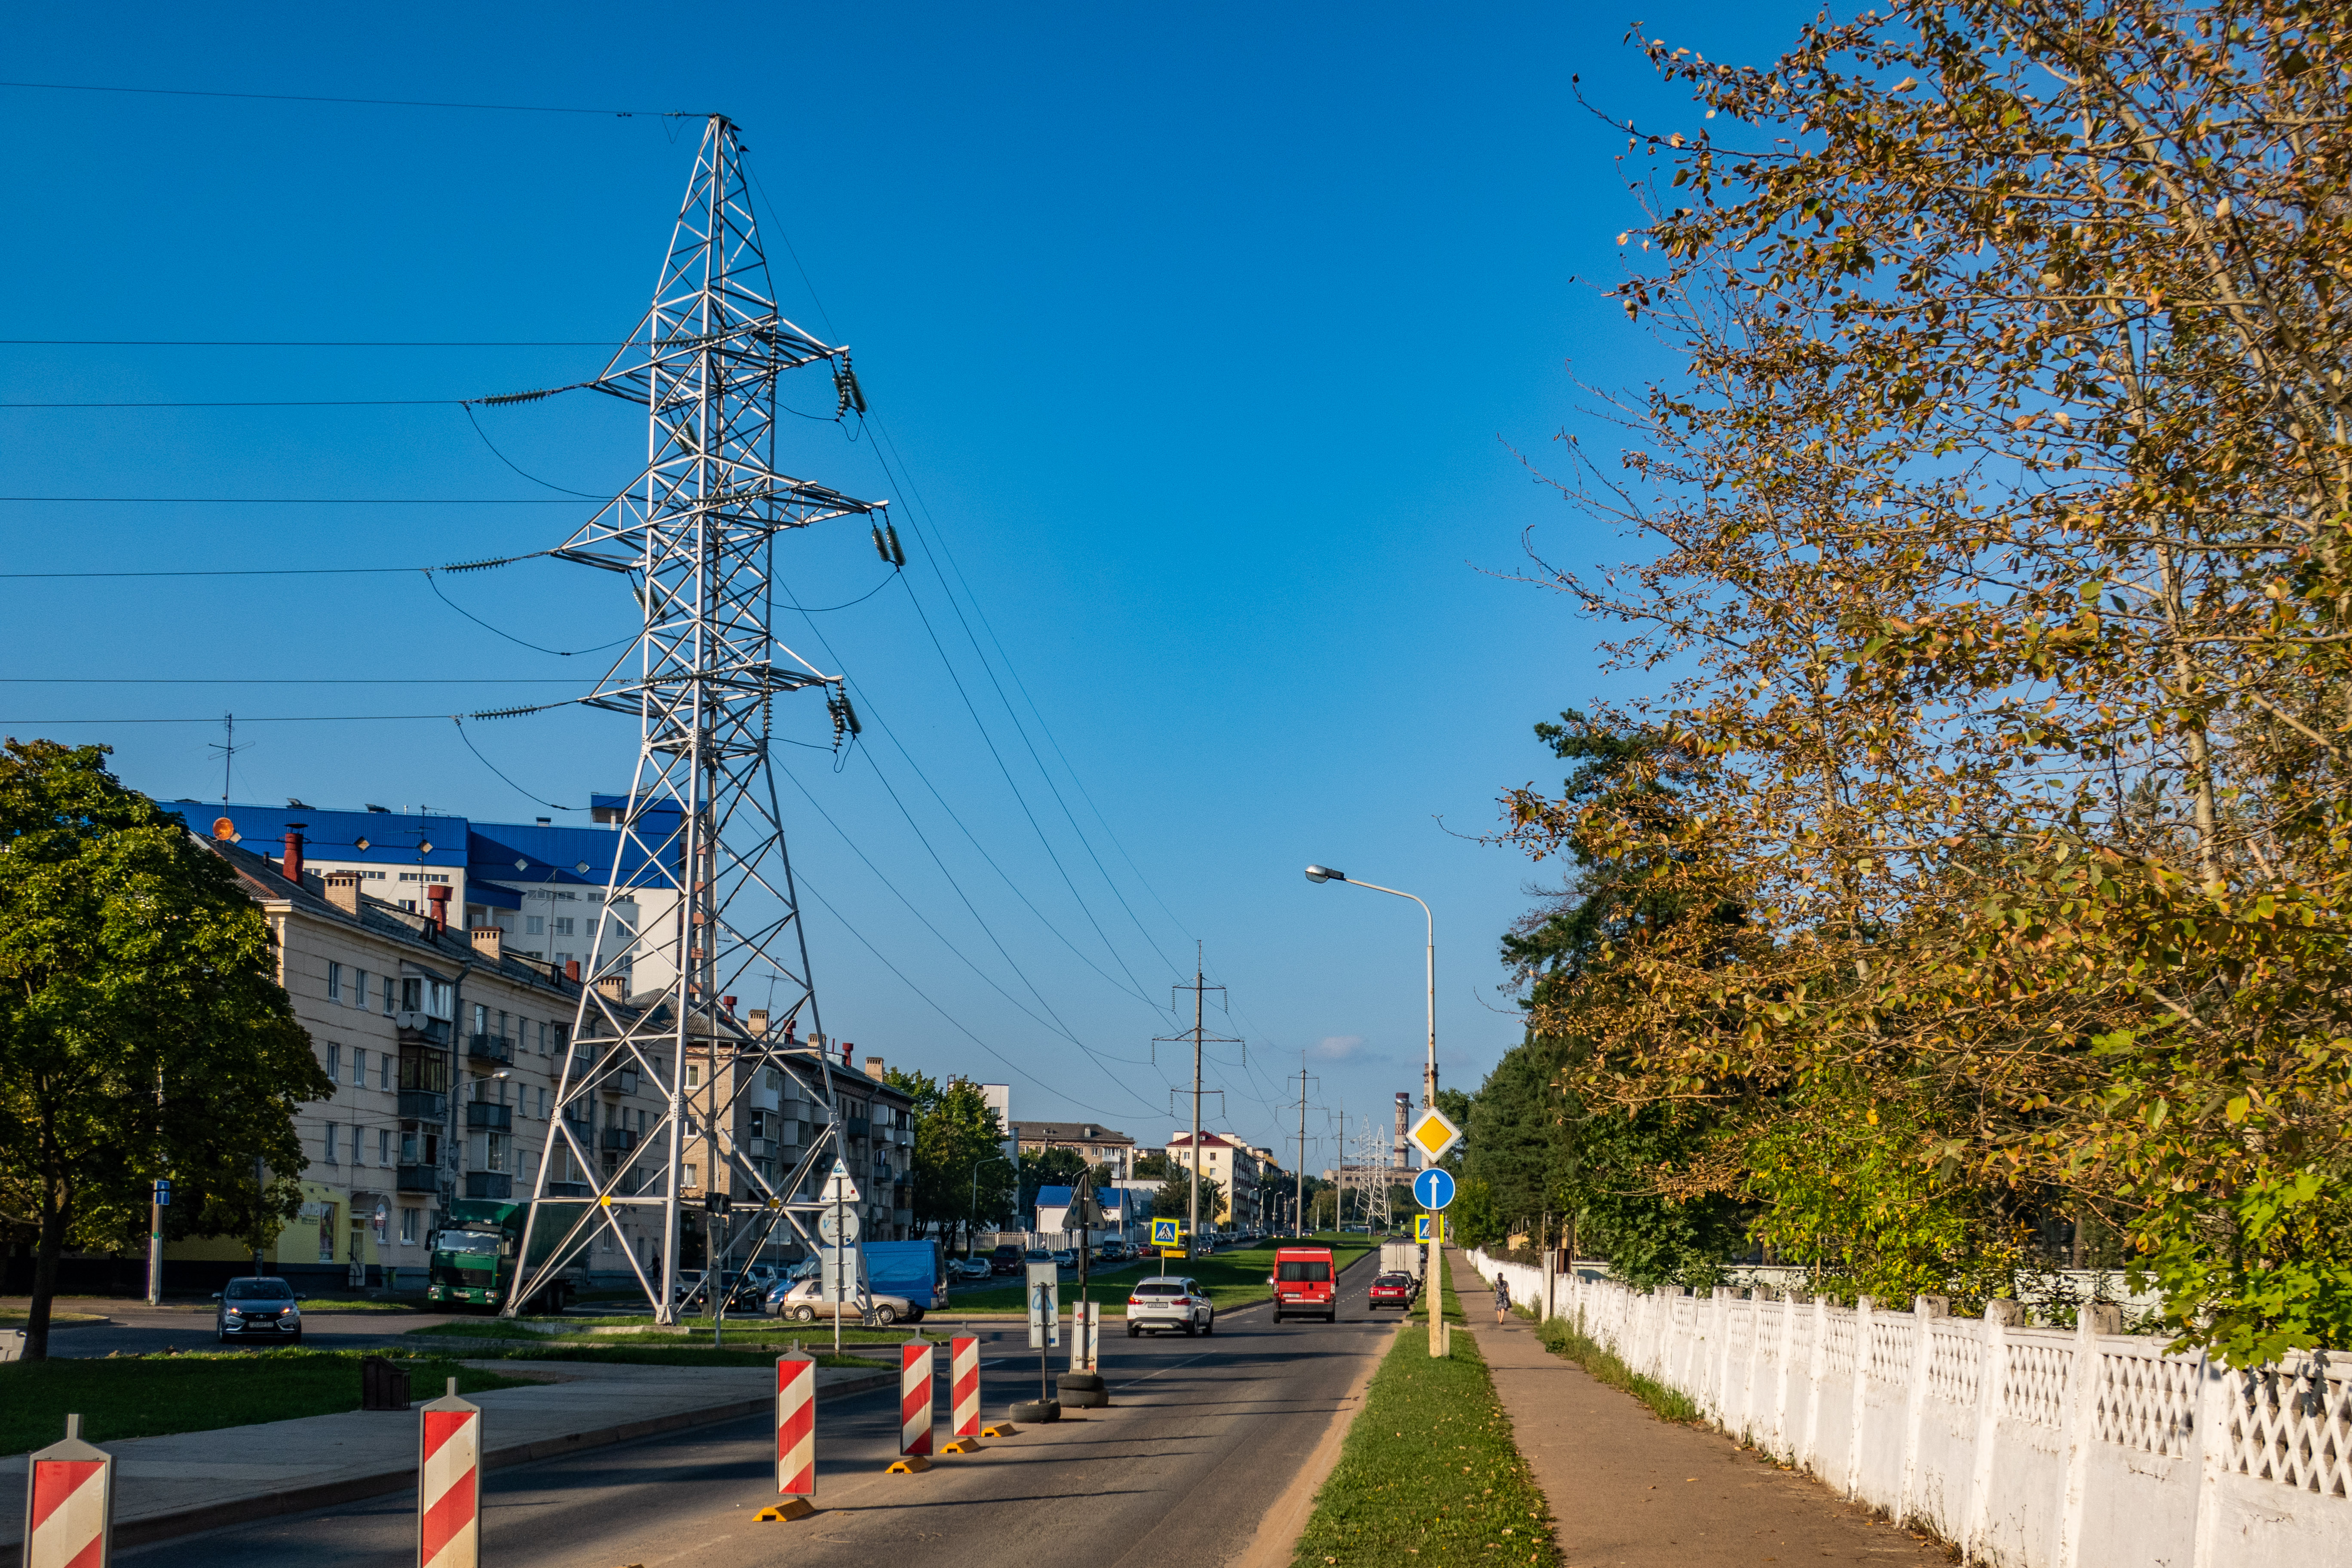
<box><xmin>1329</xmin><ymin>876</ymin><xmax>1433</xmax><ymax>946</ymax></box>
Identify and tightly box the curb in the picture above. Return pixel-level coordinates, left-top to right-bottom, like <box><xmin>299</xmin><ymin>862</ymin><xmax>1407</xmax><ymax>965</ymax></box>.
<box><xmin>1</xmin><ymin>1369</ymin><xmax>897</xmax><ymax>1553</ymax></box>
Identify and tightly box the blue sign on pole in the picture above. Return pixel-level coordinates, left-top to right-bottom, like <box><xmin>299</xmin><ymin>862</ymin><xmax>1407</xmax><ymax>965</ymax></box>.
<box><xmin>1412</xmin><ymin>1167</ymin><xmax>1455</xmax><ymax>1211</ymax></box>
<box><xmin>154</xmin><ymin>1179</ymin><xmax>171</xmax><ymax>1207</ymax></box>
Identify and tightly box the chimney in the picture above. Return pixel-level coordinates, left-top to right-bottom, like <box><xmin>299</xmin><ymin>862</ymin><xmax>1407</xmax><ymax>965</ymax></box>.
<box><xmin>747</xmin><ymin>1008</ymin><xmax>768</xmax><ymax>1037</ymax></box>
<box><xmin>564</xmin><ymin>959</ymin><xmax>581</xmax><ymax>983</ymax></box>
<box><xmin>323</xmin><ymin>870</ymin><xmax>362</xmax><ymax>916</ymax></box>
<box><xmin>596</xmin><ymin>975</ymin><xmax>627</xmax><ymax>1003</ymax></box>
<box><xmin>426</xmin><ymin>884</ymin><xmax>450</xmax><ymax>934</ymax></box>
<box><xmin>470</xmin><ymin>926</ymin><xmax>504</xmax><ymax>963</ymax></box>
<box><xmin>864</xmin><ymin>1054</ymin><xmax>885</xmax><ymax>1081</ymax></box>
<box><xmin>721</xmin><ymin>994</ymin><xmax>737</xmax><ymax>1014</ymax></box>
<box><xmin>282</xmin><ymin>825</ymin><xmax>306</xmax><ymax>884</ymax></box>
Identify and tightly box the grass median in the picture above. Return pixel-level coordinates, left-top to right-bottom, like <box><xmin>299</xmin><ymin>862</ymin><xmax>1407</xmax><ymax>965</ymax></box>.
<box><xmin>1290</xmin><ymin>1256</ymin><xmax>1560</xmax><ymax>1568</ymax></box>
<box><xmin>0</xmin><ymin>1351</ymin><xmax>530</xmax><ymax>1456</ymax></box>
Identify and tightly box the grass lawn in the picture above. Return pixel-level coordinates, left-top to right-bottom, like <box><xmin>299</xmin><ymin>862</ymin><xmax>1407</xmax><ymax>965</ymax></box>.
<box><xmin>0</xmin><ymin>1351</ymin><xmax>531</xmax><ymax>1456</ymax></box>
<box><xmin>0</xmin><ymin>1311</ymin><xmax>107</xmax><ymax>1329</ymax></box>
<box><xmin>1289</xmin><ymin>1256</ymin><xmax>1561</xmax><ymax>1568</ymax></box>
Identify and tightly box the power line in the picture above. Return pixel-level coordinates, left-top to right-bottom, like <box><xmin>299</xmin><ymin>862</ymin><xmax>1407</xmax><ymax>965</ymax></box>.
<box><xmin>0</xmin><ymin>677</ymin><xmax>586</xmax><ymax>684</ymax></box>
<box><xmin>0</xmin><ymin>495</ymin><xmax>585</xmax><ymax>504</ymax></box>
<box><xmin>0</xmin><ymin>339</ymin><xmax>628</xmax><ymax>347</ymax></box>
<box><xmin>0</xmin><ymin>398</ymin><xmax>473</xmax><ymax>408</ymax></box>
<box><xmin>0</xmin><ymin>80</ymin><xmax>696</xmax><ymax>118</ymax></box>
<box><xmin>1</xmin><ymin>713</ymin><xmax>457</xmax><ymax>724</ymax></box>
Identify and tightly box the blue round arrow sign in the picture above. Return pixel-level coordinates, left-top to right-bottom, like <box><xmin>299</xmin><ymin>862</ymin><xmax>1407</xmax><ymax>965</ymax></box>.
<box><xmin>1412</xmin><ymin>1167</ymin><xmax>1456</xmax><ymax>1210</ymax></box>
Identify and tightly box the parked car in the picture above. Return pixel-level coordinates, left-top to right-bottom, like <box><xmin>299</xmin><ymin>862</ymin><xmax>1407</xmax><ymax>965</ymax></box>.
<box><xmin>678</xmin><ymin>1271</ymin><xmax>764</xmax><ymax>1313</ymax></box>
<box><xmin>1025</xmin><ymin>1247</ymin><xmax>1055</xmax><ymax>1270</ymax></box>
<box><xmin>1050</xmin><ymin>1248</ymin><xmax>1078</xmax><ymax>1268</ymax></box>
<box><xmin>949</xmin><ymin>1256</ymin><xmax>993</xmax><ymax>1283</ymax></box>
<box><xmin>767</xmin><ymin>1278</ymin><xmax>921</xmax><ymax>1325</ymax></box>
<box><xmin>1271</xmin><ymin>1246</ymin><xmax>1338</xmax><ymax>1323</ymax></box>
<box><xmin>989</xmin><ymin>1244</ymin><xmax>1025</xmax><ymax>1276</ymax></box>
<box><xmin>1124</xmin><ymin>1276</ymin><xmax>1214</xmax><ymax>1336</ymax></box>
<box><xmin>214</xmin><ymin>1276</ymin><xmax>304</xmax><ymax>1344</ymax></box>
<box><xmin>1098</xmin><ymin>1240</ymin><xmax>1127</xmax><ymax>1262</ymax></box>
<box><xmin>1368</xmin><ymin>1271</ymin><xmax>1417</xmax><ymax>1311</ymax></box>
<box><xmin>671</xmin><ymin>1268</ymin><xmax>706</xmax><ymax>1305</ymax></box>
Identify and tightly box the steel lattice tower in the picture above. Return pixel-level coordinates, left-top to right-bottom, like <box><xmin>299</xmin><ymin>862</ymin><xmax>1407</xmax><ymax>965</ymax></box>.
<box><xmin>506</xmin><ymin>114</ymin><xmax>883</xmax><ymax>1323</ymax></box>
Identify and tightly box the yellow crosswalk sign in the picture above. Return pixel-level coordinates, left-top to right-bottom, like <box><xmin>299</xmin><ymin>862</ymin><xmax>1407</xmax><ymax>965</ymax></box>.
<box><xmin>1415</xmin><ymin>1213</ymin><xmax>1445</xmax><ymax>1243</ymax></box>
<box><xmin>1151</xmin><ymin>1217</ymin><xmax>1182</xmax><ymax>1248</ymax></box>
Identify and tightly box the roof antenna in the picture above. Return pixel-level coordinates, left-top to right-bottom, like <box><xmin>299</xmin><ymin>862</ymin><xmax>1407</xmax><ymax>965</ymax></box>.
<box><xmin>207</xmin><ymin>713</ymin><xmax>237</xmax><ymax>803</ymax></box>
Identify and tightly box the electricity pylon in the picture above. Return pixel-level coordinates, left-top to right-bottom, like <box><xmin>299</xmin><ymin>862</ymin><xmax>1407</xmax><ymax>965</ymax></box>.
<box><xmin>506</xmin><ymin>113</ymin><xmax>885</xmax><ymax>1323</ymax></box>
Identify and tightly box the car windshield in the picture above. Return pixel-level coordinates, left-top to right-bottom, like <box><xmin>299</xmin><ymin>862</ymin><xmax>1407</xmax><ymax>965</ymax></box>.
<box><xmin>224</xmin><ymin>1279</ymin><xmax>295</xmax><ymax>1300</ymax></box>
<box><xmin>1277</xmin><ymin>1262</ymin><xmax>1332</xmax><ymax>1282</ymax></box>
<box><xmin>436</xmin><ymin>1231</ymin><xmax>502</xmax><ymax>1254</ymax></box>
<box><xmin>1133</xmin><ymin>1282</ymin><xmax>1186</xmax><ymax>1296</ymax></box>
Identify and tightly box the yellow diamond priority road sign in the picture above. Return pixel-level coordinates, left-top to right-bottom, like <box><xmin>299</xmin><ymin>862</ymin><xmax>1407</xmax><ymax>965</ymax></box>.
<box><xmin>1408</xmin><ymin>1106</ymin><xmax>1462</xmax><ymax>1164</ymax></box>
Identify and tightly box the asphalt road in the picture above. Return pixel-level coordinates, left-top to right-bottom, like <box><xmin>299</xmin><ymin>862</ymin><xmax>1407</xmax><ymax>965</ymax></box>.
<box><xmin>131</xmin><ymin>1253</ymin><xmax>1399</xmax><ymax>1568</ymax></box>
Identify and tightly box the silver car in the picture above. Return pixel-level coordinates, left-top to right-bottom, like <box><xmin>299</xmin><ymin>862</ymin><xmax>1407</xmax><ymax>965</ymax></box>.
<box><xmin>1124</xmin><ymin>1275</ymin><xmax>1213</xmax><ymax>1336</ymax></box>
<box><xmin>214</xmin><ymin>1276</ymin><xmax>304</xmax><ymax>1345</ymax></box>
<box><xmin>769</xmin><ymin>1278</ymin><xmax>918</xmax><ymax>1325</ymax></box>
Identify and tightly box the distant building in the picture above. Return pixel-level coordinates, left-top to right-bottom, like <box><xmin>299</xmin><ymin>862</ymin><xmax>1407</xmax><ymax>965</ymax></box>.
<box><xmin>1011</xmin><ymin>1119</ymin><xmax>1137</xmax><ymax>1180</ymax></box>
<box><xmin>1164</xmin><ymin>1131</ymin><xmax>1260</xmax><ymax>1228</ymax></box>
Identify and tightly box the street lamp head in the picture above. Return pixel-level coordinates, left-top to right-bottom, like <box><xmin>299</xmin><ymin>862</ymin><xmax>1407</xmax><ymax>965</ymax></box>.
<box><xmin>1304</xmin><ymin>865</ymin><xmax>1344</xmax><ymax>884</ymax></box>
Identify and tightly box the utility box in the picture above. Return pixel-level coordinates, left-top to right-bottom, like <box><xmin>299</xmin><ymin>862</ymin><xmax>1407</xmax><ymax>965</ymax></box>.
<box><xmin>360</xmin><ymin>1354</ymin><xmax>412</xmax><ymax>1411</ymax></box>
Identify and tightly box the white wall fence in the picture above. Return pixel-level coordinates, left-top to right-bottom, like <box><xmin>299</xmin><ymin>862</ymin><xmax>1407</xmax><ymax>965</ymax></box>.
<box><xmin>1467</xmin><ymin>1250</ymin><xmax>2348</xmax><ymax>1568</ymax></box>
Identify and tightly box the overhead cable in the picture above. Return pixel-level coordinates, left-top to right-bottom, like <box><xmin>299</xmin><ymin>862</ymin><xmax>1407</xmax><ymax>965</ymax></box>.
<box><xmin>0</xmin><ymin>79</ymin><xmax>698</xmax><ymax>118</ymax></box>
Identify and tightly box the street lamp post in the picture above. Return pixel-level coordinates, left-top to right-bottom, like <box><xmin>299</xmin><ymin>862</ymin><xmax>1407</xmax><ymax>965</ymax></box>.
<box><xmin>1305</xmin><ymin>864</ymin><xmax>1443</xmax><ymax>1357</ymax></box>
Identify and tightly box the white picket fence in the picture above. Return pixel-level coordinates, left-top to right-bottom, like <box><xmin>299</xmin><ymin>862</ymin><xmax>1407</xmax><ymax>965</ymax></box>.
<box><xmin>1467</xmin><ymin>1250</ymin><xmax>2349</xmax><ymax>1568</ymax></box>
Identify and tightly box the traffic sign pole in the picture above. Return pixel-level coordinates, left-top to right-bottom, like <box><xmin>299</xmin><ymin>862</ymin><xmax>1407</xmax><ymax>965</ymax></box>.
<box><xmin>1407</xmin><ymin>1108</ymin><xmax>1461</xmax><ymax>1362</ymax></box>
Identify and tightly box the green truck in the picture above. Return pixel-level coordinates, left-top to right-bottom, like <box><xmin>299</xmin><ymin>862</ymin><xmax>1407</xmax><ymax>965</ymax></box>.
<box><xmin>427</xmin><ymin>1199</ymin><xmax>590</xmax><ymax>1312</ymax></box>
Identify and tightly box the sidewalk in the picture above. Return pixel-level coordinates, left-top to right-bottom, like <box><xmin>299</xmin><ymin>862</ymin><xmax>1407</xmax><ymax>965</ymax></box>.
<box><xmin>2</xmin><ymin>1356</ymin><xmax>892</xmax><ymax>1552</ymax></box>
<box><xmin>1446</xmin><ymin>1254</ymin><xmax>1947</xmax><ymax>1567</ymax></box>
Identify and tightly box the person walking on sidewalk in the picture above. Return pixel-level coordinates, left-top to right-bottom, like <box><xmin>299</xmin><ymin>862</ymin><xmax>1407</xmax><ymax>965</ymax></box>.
<box><xmin>1494</xmin><ymin>1274</ymin><xmax>1511</xmax><ymax>1326</ymax></box>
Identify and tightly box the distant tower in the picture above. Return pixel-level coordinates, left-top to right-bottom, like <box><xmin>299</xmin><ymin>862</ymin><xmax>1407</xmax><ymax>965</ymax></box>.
<box><xmin>1393</xmin><ymin>1091</ymin><xmax>1411</xmax><ymax>1170</ymax></box>
<box><xmin>506</xmin><ymin>114</ymin><xmax>885</xmax><ymax>1323</ymax></box>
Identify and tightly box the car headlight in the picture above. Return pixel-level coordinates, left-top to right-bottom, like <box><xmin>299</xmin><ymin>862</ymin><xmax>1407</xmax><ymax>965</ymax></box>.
<box><xmin>224</xmin><ymin>1308</ymin><xmax>242</xmax><ymax>1317</ymax></box>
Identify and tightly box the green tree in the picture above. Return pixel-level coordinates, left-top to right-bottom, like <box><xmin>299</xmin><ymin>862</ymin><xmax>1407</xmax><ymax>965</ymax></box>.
<box><xmin>0</xmin><ymin>741</ymin><xmax>330</xmax><ymax>1359</ymax></box>
<box><xmin>1154</xmin><ymin>1165</ymin><xmax>1225</xmax><ymax>1230</ymax></box>
<box><xmin>1017</xmin><ymin>1145</ymin><xmax>1090</xmax><ymax>1221</ymax></box>
<box><xmin>886</xmin><ymin>1069</ymin><xmax>1011</xmax><ymax>1250</ymax></box>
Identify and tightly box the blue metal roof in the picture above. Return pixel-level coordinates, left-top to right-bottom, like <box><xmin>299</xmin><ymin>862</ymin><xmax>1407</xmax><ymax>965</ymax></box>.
<box><xmin>466</xmin><ymin>820</ymin><xmax>677</xmax><ymax>891</ymax></box>
<box><xmin>164</xmin><ymin>803</ymin><xmax>466</xmax><ymax>867</ymax></box>
<box><xmin>1035</xmin><ymin>1185</ymin><xmax>1075</xmax><ymax>1209</ymax></box>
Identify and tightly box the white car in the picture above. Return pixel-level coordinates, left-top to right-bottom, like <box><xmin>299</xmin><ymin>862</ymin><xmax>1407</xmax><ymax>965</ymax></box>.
<box><xmin>769</xmin><ymin>1278</ymin><xmax>918</xmax><ymax>1325</ymax></box>
<box><xmin>1125</xmin><ymin>1275</ymin><xmax>1214</xmax><ymax>1336</ymax></box>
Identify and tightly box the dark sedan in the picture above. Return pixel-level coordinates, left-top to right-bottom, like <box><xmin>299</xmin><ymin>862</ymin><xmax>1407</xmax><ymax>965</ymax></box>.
<box><xmin>214</xmin><ymin>1276</ymin><xmax>304</xmax><ymax>1344</ymax></box>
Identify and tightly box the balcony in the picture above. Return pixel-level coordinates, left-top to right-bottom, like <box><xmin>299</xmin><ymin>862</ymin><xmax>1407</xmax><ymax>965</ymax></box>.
<box><xmin>465</xmin><ymin>1172</ymin><xmax>512</xmax><ymax>1200</ymax></box>
<box><xmin>544</xmin><ymin>1181</ymin><xmax>592</xmax><ymax>1198</ymax></box>
<box><xmin>747</xmin><ymin>1136</ymin><xmax>777</xmax><ymax>1160</ymax></box>
<box><xmin>398</xmin><ymin>1089</ymin><xmax>447</xmax><ymax>1121</ymax></box>
<box><xmin>466</xmin><ymin>1102</ymin><xmax>511</xmax><ymax>1131</ymax></box>
<box><xmin>398</xmin><ymin>1016</ymin><xmax>451</xmax><ymax>1047</ymax></box>
<box><xmin>567</xmin><ymin>1050</ymin><xmax>597</xmax><ymax>1079</ymax></box>
<box><xmin>396</xmin><ymin>1164</ymin><xmax>441</xmax><ymax>1194</ymax></box>
<box><xmin>844</xmin><ymin>1116</ymin><xmax>871</xmax><ymax>1141</ymax></box>
<box><xmin>466</xmin><ymin>1034</ymin><xmax>512</xmax><ymax>1065</ymax></box>
<box><xmin>600</xmin><ymin>1127</ymin><xmax>639</xmax><ymax>1152</ymax></box>
<box><xmin>601</xmin><ymin>1068</ymin><xmax>640</xmax><ymax>1096</ymax></box>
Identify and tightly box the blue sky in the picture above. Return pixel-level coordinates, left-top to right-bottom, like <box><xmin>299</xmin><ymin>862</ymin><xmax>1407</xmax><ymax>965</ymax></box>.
<box><xmin>2</xmin><ymin>2</ymin><xmax>1811</xmax><ymax>1170</ymax></box>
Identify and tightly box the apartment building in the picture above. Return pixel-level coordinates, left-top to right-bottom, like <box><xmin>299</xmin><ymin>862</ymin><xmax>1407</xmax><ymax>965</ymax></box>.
<box><xmin>1010</xmin><ymin>1119</ymin><xmax>1137</xmax><ymax>1180</ymax></box>
<box><xmin>162</xmin><ymin>831</ymin><xmax>664</xmax><ymax>1292</ymax></box>
<box><xmin>1163</xmin><ymin>1131</ymin><xmax>1261</xmax><ymax>1229</ymax></box>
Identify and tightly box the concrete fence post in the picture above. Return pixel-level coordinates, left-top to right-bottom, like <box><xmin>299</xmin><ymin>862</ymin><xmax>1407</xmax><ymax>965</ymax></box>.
<box><xmin>2187</xmin><ymin>1349</ymin><xmax>2239</xmax><ymax>1568</ymax></box>
<box><xmin>1801</xmin><ymin>1293</ymin><xmax>1828</xmax><ymax>1475</ymax></box>
<box><xmin>1897</xmin><ymin>1295</ymin><xmax>1948</xmax><ymax>1528</ymax></box>
<box><xmin>1964</xmin><ymin>1301</ymin><xmax>2022</xmax><ymax>1562</ymax></box>
<box><xmin>1713</xmin><ymin>1285</ymin><xmax>1735</xmax><ymax>1426</ymax></box>
<box><xmin>1740</xmin><ymin>1291</ymin><xmax>1765</xmax><ymax>1441</ymax></box>
<box><xmin>1847</xmin><ymin>1295</ymin><xmax>1874</xmax><ymax>1501</ymax></box>
<box><xmin>1772</xmin><ymin>1288</ymin><xmax>1798</xmax><ymax>1456</ymax></box>
<box><xmin>2055</xmin><ymin>1305</ymin><xmax>2103</xmax><ymax>1568</ymax></box>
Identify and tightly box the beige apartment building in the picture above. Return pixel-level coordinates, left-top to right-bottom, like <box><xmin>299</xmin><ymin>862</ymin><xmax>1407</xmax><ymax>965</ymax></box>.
<box><xmin>1011</xmin><ymin>1120</ymin><xmax>1137</xmax><ymax>1180</ymax></box>
<box><xmin>1164</xmin><ymin>1130</ymin><xmax>1261</xmax><ymax>1229</ymax></box>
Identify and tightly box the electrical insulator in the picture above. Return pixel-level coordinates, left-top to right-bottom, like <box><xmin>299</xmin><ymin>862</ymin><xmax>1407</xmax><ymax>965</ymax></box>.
<box><xmin>885</xmin><ymin>524</ymin><xmax>906</xmax><ymax>568</ymax></box>
<box><xmin>871</xmin><ymin>524</ymin><xmax>891</xmax><ymax>563</ymax></box>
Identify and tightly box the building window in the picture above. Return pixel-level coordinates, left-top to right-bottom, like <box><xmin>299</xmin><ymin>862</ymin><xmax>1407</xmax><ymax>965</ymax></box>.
<box><xmin>538</xmin><ymin>1087</ymin><xmax>549</xmax><ymax>1119</ymax></box>
<box><xmin>384</xmin><ymin>981</ymin><xmax>398</xmax><ymax>1016</ymax></box>
<box><xmin>325</xmin><ymin>1123</ymin><xmax>340</xmax><ymax>1162</ymax></box>
<box><xmin>686</xmin><ymin>1064</ymin><xmax>701</xmax><ymax>1088</ymax></box>
<box><xmin>379</xmin><ymin>1054</ymin><xmax>391</xmax><ymax>1090</ymax></box>
<box><xmin>473</xmin><ymin>1003</ymin><xmax>487</xmax><ymax>1035</ymax></box>
<box><xmin>325</xmin><ymin>1043</ymin><xmax>340</xmax><ymax>1082</ymax></box>
<box><xmin>351</xmin><ymin>1123</ymin><xmax>365</xmax><ymax>1164</ymax></box>
<box><xmin>354</xmin><ymin>970</ymin><xmax>368</xmax><ymax>1010</ymax></box>
<box><xmin>327</xmin><ymin>962</ymin><xmax>342</xmax><ymax>1001</ymax></box>
<box><xmin>526</xmin><ymin>916</ymin><xmax>545</xmax><ymax>936</ymax></box>
<box><xmin>400</xmin><ymin>1207</ymin><xmax>420</xmax><ymax>1245</ymax></box>
<box><xmin>379</xmin><ymin>1129</ymin><xmax>392</xmax><ymax>1164</ymax></box>
<box><xmin>537</xmin><ymin>1021</ymin><xmax>548</xmax><ymax>1054</ymax></box>
<box><xmin>554</xmin><ymin>917</ymin><xmax>575</xmax><ymax>936</ymax></box>
<box><xmin>683</xmin><ymin>1164</ymin><xmax>698</xmax><ymax>1188</ymax></box>
<box><xmin>350</xmin><ymin>1047</ymin><xmax>366</xmax><ymax>1086</ymax></box>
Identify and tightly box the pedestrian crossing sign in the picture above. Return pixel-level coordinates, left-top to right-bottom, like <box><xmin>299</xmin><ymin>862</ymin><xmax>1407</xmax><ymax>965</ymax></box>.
<box><xmin>1151</xmin><ymin>1218</ymin><xmax>1182</xmax><ymax>1248</ymax></box>
<box><xmin>1415</xmin><ymin>1213</ymin><xmax>1444</xmax><ymax>1243</ymax></box>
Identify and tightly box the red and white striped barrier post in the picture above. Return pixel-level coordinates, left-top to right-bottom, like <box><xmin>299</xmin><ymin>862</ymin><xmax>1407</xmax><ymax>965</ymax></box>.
<box><xmin>417</xmin><ymin>1378</ymin><xmax>481</xmax><ymax>1568</ymax></box>
<box><xmin>899</xmin><ymin>1338</ymin><xmax>935</xmax><ymax>1459</ymax></box>
<box><xmin>950</xmin><ymin>1336</ymin><xmax>981</xmax><ymax>1437</ymax></box>
<box><xmin>759</xmin><ymin>1350</ymin><xmax>817</xmax><ymax>1521</ymax></box>
<box><xmin>24</xmin><ymin>1415</ymin><xmax>113</xmax><ymax>1568</ymax></box>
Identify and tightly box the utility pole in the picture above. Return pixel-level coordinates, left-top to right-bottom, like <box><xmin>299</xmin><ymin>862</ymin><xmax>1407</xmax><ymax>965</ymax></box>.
<box><xmin>1293</xmin><ymin>1060</ymin><xmax>1312</xmax><ymax>1240</ymax></box>
<box><xmin>1155</xmin><ymin>950</ymin><xmax>1234</xmax><ymax>1263</ymax></box>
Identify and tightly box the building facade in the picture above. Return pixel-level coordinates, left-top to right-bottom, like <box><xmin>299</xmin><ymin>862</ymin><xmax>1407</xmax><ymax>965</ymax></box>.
<box><xmin>1163</xmin><ymin>1131</ymin><xmax>1261</xmax><ymax>1229</ymax></box>
<box><xmin>1011</xmin><ymin>1119</ymin><xmax>1138</xmax><ymax>1180</ymax></box>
